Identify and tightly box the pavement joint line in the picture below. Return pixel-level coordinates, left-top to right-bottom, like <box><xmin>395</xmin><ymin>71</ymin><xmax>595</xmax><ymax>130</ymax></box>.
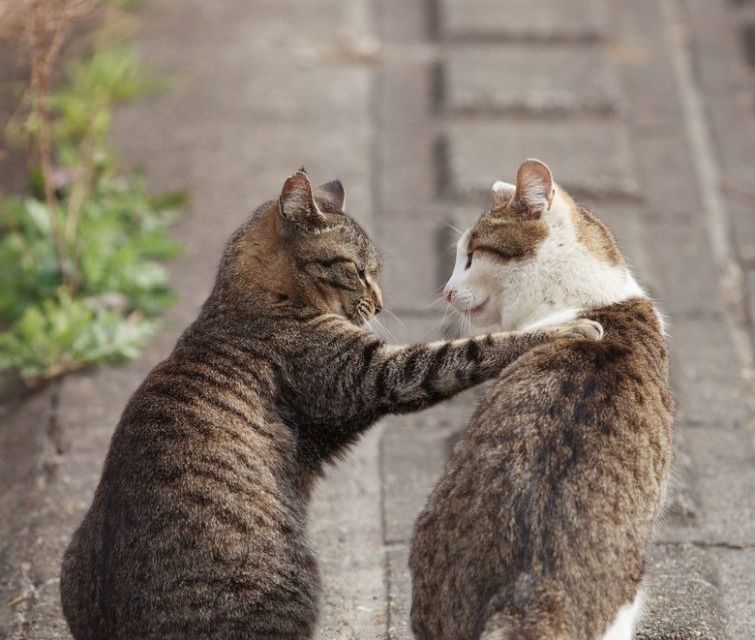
<box><xmin>656</xmin><ymin>540</ymin><xmax>755</xmax><ymax>550</ymax></box>
<box><xmin>443</xmin><ymin>104</ymin><xmax>617</xmax><ymax>119</ymax></box>
<box><xmin>382</xmin><ymin>541</ymin><xmax>409</xmax><ymax>551</ymax></box>
<box><xmin>660</xmin><ymin>0</ymin><xmax>755</xmax><ymax>377</ymax></box>
<box><xmin>438</xmin><ymin>33</ymin><xmax>606</xmax><ymax>46</ymax></box>
<box><xmin>425</xmin><ymin>0</ymin><xmax>441</xmax><ymax>41</ymax></box>
<box><xmin>437</xmin><ymin>111</ymin><xmax>620</xmax><ymax>125</ymax></box>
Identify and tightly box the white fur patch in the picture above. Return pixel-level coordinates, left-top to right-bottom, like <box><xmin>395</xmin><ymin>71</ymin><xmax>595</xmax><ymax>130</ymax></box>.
<box><xmin>600</xmin><ymin>590</ymin><xmax>644</xmax><ymax>640</ymax></box>
<box><xmin>443</xmin><ymin>189</ymin><xmax>652</xmax><ymax>331</ymax></box>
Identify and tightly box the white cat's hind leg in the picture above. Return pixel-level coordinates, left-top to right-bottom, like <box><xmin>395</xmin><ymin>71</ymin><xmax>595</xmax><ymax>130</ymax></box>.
<box><xmin>600</xmin><ymin>590</ymin><xmax>645</xmax><ymax>640</ymax></box>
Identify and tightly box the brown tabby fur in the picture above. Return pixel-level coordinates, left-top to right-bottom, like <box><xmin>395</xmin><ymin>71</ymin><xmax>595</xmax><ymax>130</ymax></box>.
<box><xmin>410</xmin><ymin>162</ymin><xmax>675</xmax><ymax>640</ymax></box>
<box><xmin>60</xmin><ymin>171</ymin><xmax>600</xmax><ymax>640</ymax></box>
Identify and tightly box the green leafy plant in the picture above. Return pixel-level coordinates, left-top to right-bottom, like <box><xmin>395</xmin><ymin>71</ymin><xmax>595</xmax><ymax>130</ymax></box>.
<box><xmin>0</xmin><ymin>1</ymin><xmax>184</xmax><ymax>385</ymax></box>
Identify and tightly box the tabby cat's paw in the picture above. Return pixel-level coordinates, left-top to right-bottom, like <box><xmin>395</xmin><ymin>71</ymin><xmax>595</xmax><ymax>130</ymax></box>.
<box><xmin>549</xmin><ymin>319</ymin><xmax>604</xmax><ymax>341</ymax></box>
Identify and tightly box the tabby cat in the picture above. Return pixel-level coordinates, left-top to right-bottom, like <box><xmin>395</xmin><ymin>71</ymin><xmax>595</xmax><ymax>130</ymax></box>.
<box><xmin>60</xmin><ymin>170</ymin><xmax>601</xmax><ymax>640</ymax></box>
<box><xmin>410</xmin><ymin>160</ymin><xmax>675</xmax><ymax>640</ymax></box>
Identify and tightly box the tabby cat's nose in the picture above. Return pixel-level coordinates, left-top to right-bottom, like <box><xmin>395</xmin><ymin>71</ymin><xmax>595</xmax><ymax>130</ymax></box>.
<box><xmin>372</xmin><ymin>286</ymin><xmax>384</xmax><ymax>313</ymax></box>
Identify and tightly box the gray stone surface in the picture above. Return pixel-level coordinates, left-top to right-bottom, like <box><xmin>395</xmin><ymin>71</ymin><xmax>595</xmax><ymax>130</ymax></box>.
<box><xmin>669</xmin><ymin>318</ymin><xmax>747</xmax><ymax>426</ymax></box>
<box><xmin>639</xmin><ymin>217</ymin><xmax>725</xmax><ymax>316</ymax></box>
<box><xmin>711</xmin><ymin>548</ymin><xmax>755</xmax><ymax>640</ymax></box>
<box><xmin>311</xmin><ymin>427</ymin><xmax>386</xmax><ymax>640</ymax></box>
<box><xmin>439</xmin><ymin>0</ymin><xmax>609</xmax><ymax>42</ymax></box>
<box><xmin>446</xmin><ymin>120</ymin><xmax>639</xmax><ymax>200</ymax></box>
<box><xmin>658</xmin><ymin>422</ymin><xmax>755</xmax><ymax>546</ymax></box>
<box><xmin>381</xmin><ymin>398</ymin><xmax>475</xmax><ymax>544</ymax></box>
<box><xmin>386</xmin><ymin>546</ymin><xmax>412</xmax><ymax>640</ymax></box>
<box><xmin>444</xmin><ymin>45</ymin><xmax>620</xmax><ymax>115</ymax></box>
<box><xmin>683</xmin><ymin>0</ymin><xmax>755</xmax><ymax>271</ymax></box>
<box><xmin>638</xmin><ymin>544</ymin><xmax>726</xmax><ymax>640</ymax></box>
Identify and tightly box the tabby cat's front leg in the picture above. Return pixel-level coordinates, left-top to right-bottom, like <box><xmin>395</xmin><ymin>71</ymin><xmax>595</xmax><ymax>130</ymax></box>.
<box><xmin>369</xmin><ymin>319</ymin><xmax>603</xmax><ymax>414</ymax></box>
<box><xmin>290</xmin><ymin>317</ymin><xmax>602</xmax><ymax>424</ymax></box>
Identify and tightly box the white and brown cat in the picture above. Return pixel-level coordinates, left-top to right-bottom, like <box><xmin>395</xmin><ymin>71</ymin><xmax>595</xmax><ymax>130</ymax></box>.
<box><xmin>410</xmin><ymin>160</ymin><xmax>675</xmax><ymax>640</ymax></box>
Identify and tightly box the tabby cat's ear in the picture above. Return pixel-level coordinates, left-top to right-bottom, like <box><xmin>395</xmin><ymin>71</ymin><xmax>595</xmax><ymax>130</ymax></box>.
<box><xmin>513</xmin><ymin>159</ymin><xmax>554</xmax><ymax>213</ymax></box>
<box><xmin>279</xmin><ymin>170</ymin><xmax>327</xmax><ymax>229</ymax></box>
<box><xmin>491</xmin><ymin>180</ymin><xmax>516</xmax><ymax>206</ymax></box>
<box><xmin>314</xmin><ymin>179</ymin><xmax>346</xmax><ymax>211</ymax></box>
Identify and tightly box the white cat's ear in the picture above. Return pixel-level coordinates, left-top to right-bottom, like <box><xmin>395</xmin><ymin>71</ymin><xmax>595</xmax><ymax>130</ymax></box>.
<box><xmin>514</xmin><ymin>159</ymin><xmax>554</xmax><ymax>213</ymax></box>
<box><xmin>314</xmin><ymin>179</ymin><xmax>346</xmax><ymax>211</ymax></box>
<box><xmin>491</xmin><ymin>180</ymin><xmax>516</xmax><ymax>206</ymax></box>
<box><xmin>279</xmin><ymin>169</ymin><xmax>326</xmax><ymax>229</ymax></box>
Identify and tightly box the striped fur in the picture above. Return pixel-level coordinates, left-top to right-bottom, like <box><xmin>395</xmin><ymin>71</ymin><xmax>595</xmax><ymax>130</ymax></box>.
<box><xmin>60</xmin><ymin>171</ymin><xmax>601</xmax><ymax>640</ymax></box>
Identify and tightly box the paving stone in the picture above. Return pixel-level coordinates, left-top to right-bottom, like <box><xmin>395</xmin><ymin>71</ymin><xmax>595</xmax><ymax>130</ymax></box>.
<box><xmin>380</xmin><ymin>0</ymin><xmax>431</xmax><ymax>43</ymax></box>
<box><xmin>312</xmin><ymin>426</ymin><xmax>386</xmax><ymax>640</ymax></box>
<box><xmin>439</xmin><ymin>0</ymin><xmax>609</xmax><ymax>42</ymax></box>
<box><xmin>0</xmin><ymin>387</ymin><xmax>58</xmax><ymax>639</ymax></box>
<box><xmin>379</xmin><ymin>211</ymin><xmax>450</xmax><ymax>313</ymax></box>
<box><xmin>375</xmin><ymin>62</ymin><xmax>439</xmax><ymax>210</ymax></box>
<box><xmin>638</xmin><ymin>543</ymin><xmax>726</xmax><ymax>640</ymax></box>
<box><xmin>444</xmin><ymin>45</ymin><xmax>620</xmax><ymax>115</ymax></box>
<box><xmin>625</xmin><ymin>131</ymin><xmax>706</xmax><ymax>221</ymax></box>
<box><xmin>611</xmin><ymin>0</ymin><xmax>691</xmax><ymax>131</ymax></box>
<box><xmin>710</xmin><ymin>548</ymin><xmax>755</xmax><ymax>640</ymax></box>
<box><xmin>729</xmin><ymin>199</ymin><xmax>755</xmax><ymax>265</ymax></box>
<box><xmin>381</xmin><ymin>395</ymin><xmax>477</xmax><ymax>544</ymax></box>
<box><xmin>658</xmin><ymin>422</ymin><xmax>755</xmax><ymax>546</ymax></box>
<box><xmin>386</xmin><ymin>546</ymin><xmax>413</xmax><ymax>640</ymax></box>
<box><xmin>669</xmin><ymin>318</ymin><xmax>748</xmax><ymax>426</ymax></box>
<box><xmin>640</xmin><ymin>216</ymin><xmax>725</xmax><ymax>316</ymax></box>
<box><xmin>374</xmin><ymin>60</ymin><xmax>447</xmax><ymax>312</ymax></box>
<box><xmin>446</xmin><ymin>120</ymin><xmax>639</xmax><ymax>201</ymax></box>
<box><xmin>746</xmin><ymin>270</ymin><xmax>755</xmax><ymax>338</ymax></box>
<box><xmin>683</xmin><ymin>0</ymin><xmax>755</xmax><ymax>267</ymax></box>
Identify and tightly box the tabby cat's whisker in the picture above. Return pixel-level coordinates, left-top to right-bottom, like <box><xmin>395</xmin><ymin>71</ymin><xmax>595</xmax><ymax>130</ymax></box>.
<box><xmin>380</xmin><ymin>307</ymin><xmax>405</xmax><ymax>329</ymax></box>
<box><xmin>371</xmin><ymin>315</ymin><xmax>399</xmax><ymax>344</ymax></box>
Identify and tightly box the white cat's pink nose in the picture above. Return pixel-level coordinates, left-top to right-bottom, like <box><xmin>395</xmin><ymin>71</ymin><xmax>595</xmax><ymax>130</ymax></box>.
<box><xmin>443</xmin><ymin>286</ymin><xmax>454</xmax><ymax>303</ymax></box>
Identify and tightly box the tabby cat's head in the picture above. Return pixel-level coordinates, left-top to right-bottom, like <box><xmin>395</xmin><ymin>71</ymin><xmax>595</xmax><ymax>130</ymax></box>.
<box><xmin>444</xmin><ymin>159</ymin><xmax>640</xmax><ymax>331</ymax></box>
<box><xmin>219</xmin><ymin>170</ymin><xmax>383</xmax><ymax>325</ymax></box>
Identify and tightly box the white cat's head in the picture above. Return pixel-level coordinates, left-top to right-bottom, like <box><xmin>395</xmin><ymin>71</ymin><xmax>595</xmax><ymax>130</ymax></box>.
<box><xmin>443</xmin><ymin>159</ymin><xmax>641</xmax><ymax>331</ymax></box>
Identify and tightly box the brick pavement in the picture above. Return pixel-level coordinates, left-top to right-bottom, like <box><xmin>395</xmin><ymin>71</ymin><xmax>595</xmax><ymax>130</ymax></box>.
<box><xmin>1</xmin><ymin>0</ymin><xmax>754</xmax><ymax>638</ymax></box>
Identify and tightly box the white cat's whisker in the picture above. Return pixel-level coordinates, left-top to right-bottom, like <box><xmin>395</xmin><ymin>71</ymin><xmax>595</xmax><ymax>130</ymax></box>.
<box><xmin>442</xmin><ymin>220</ymin><xmax>463</xmax><ymax>237</ymax></box>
